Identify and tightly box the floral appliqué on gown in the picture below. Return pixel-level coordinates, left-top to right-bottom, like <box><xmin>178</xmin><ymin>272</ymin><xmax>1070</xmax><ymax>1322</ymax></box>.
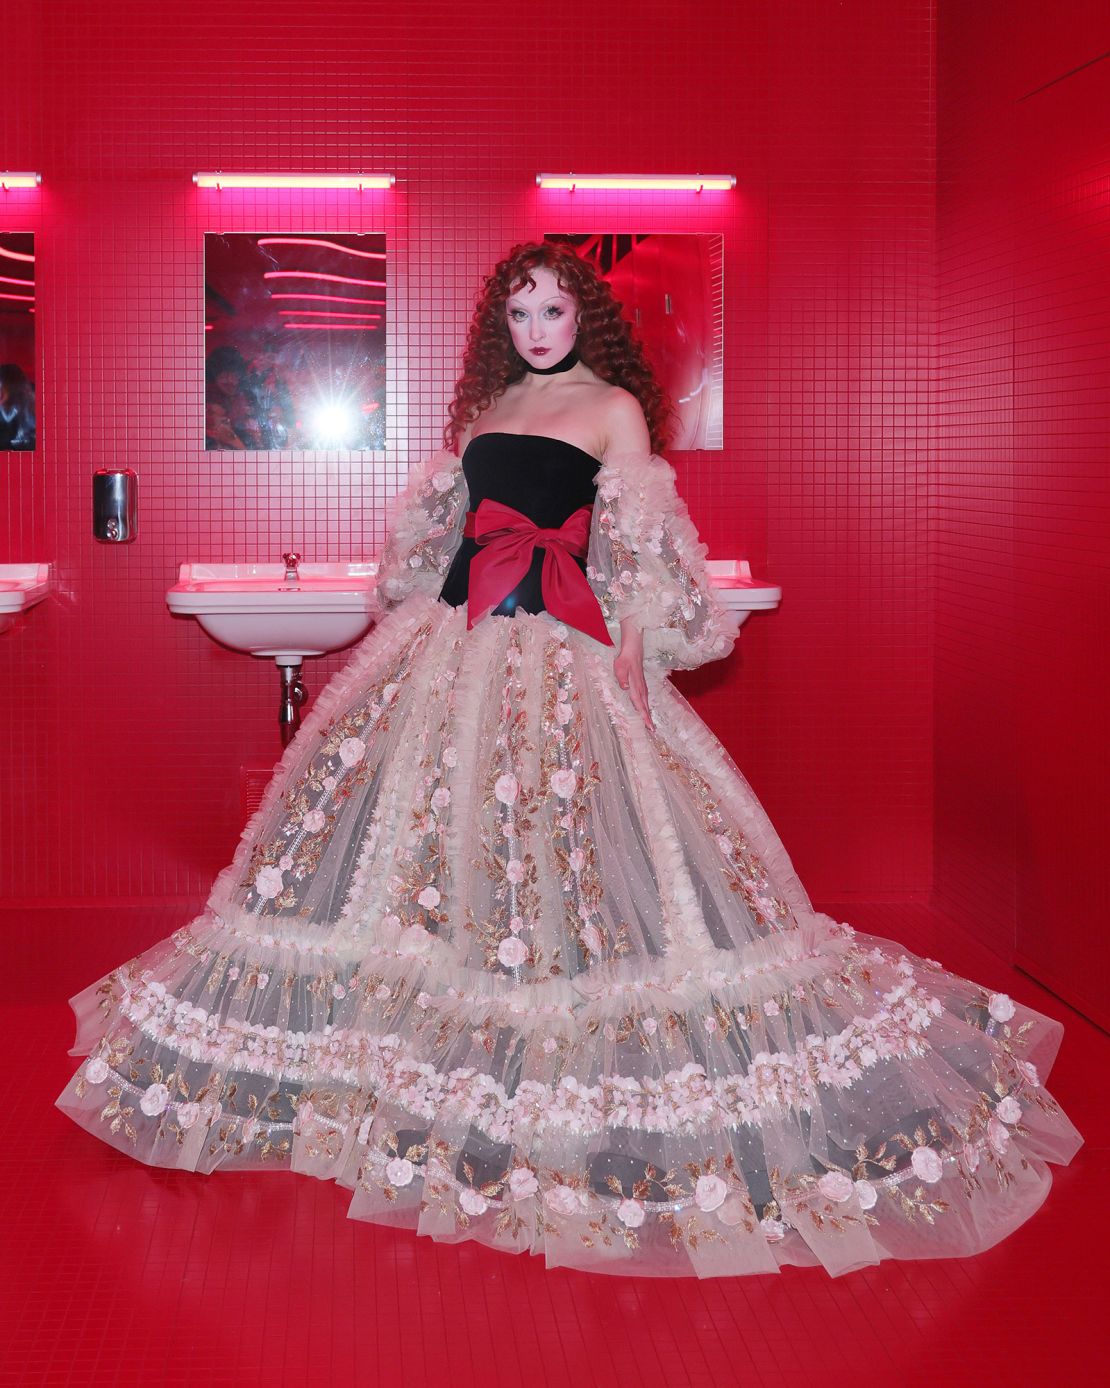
<box><xmin>55</xmin><ymin>435</ymin><xmax>1083</xmax><ymax>1278</ymax></box>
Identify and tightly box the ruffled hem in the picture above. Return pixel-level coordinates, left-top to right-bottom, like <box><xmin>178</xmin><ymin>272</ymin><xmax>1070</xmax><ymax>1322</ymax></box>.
<box><xmin>56</xmin><ymin>910</ymin><xmax>1084</xmax><ymax>1279</ymax></box>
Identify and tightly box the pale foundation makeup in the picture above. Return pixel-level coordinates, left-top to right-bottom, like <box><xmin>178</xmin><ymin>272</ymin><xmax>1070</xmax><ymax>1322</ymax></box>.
<box><xmin>505</xmin><ymin>265</ymin><xmax>579</xmax><ymax>367</ymax></box>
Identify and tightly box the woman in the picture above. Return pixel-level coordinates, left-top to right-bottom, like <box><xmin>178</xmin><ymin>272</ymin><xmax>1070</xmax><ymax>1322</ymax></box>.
<box><xmin>205</xmin><ymin>345</ymin><xmax>265</xmax><ymax>449</ymax></box>
<box><xmin>0</xmin><ymin>362</ymin><xmax>36</xmax><ymax>449</ymax></box>
<box><xmin>56</xmin><ymin>241</ymin><xmax>1081</xmax><ymax>1279</ymax></box>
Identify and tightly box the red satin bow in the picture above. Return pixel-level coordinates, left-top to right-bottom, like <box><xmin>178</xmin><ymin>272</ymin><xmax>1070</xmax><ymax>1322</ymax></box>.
<box><xmin>463</xmin><ymin>497</ymin><xmax>613</xmax><ymax>645</ymax></box>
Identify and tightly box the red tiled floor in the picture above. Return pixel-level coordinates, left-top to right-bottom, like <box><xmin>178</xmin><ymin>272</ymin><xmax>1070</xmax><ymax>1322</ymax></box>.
<box><xmin>3</xmin><ymin>902</ymin><xmax>1103</xmax><ymax>1386</ymax></box>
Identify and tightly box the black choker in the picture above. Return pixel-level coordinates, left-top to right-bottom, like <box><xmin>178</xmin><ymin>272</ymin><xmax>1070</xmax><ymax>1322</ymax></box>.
<box><xmin>522</xmin><ymin>346</ymin><xmax>580</xmax><ymax>375</ymax></box>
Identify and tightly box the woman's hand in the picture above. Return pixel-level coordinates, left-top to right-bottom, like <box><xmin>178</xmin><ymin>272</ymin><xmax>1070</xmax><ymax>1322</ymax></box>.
<box><xmin>613</xmin><ymin>619</ymin><xmax>655</xmax><ymax>732</ymax></box>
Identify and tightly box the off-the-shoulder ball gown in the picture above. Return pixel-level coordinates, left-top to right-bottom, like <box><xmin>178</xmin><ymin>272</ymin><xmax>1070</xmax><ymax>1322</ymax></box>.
<box><xmin>55</xmin><ymin>432</ymin><xmax>1083</xmax><ymax>1278</ymax></box>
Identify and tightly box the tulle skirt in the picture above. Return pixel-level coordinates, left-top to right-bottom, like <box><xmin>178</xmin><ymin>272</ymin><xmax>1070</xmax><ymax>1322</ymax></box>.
<box><xmin>55</xmin><ymin>591</ymin><xmax>1084</xmax><ymax>1278</ymax></box>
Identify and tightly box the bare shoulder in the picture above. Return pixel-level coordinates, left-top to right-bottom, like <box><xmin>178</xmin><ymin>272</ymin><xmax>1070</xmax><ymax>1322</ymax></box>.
<box><xmin>452</xmin><ymin>412</ymin><xmax>483</xmax><ymax>456</ymax></box>
<box><xmin>599</xmin><ymin>386</ymin><xmax>652</xmax><ymax>456</ymax></box>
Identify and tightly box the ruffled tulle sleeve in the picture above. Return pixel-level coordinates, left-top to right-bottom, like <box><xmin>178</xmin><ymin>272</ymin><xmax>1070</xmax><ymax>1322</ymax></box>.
<box><xmin>374</xmin><ymin>449</ymin><xmax>469</xmax><ymax>613</ymax></box>
<box><xmin>586</xmin><ymin>450</ymin><xmax>741</xmax><ymax>672</ymax></box>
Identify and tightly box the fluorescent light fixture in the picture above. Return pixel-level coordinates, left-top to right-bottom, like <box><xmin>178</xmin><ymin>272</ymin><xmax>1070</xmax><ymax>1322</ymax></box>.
<box><xmin>536</xmin><ymin>172</ymin><xmax>735</xmax><ymax>192</ymax></box>
<box><xmin>192</xmin><ymin>173</ymin><xmax>394</xmax><ymax>190</ymax></box>
<box><xmin>0</xmin><ymin>172</ymin><xmax>42</xmax><ymax>190</ymax></box>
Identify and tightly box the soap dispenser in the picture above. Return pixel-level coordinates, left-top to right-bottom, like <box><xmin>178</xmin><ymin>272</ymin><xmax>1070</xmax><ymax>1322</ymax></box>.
<box><xmin>93</xmin><ymin>468</ymin><xmax>138</xmax><ymax>543</ymax></box>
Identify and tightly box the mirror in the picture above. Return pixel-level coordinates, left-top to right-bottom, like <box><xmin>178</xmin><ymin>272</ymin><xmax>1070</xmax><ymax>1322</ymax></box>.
<box><xmin>204</xmin><ymin>233</ymin><xmax>387</xmax><ymax>450</ymax></box>
<box><xmin>0</xmin><ymin>232</ymin><xmax>35</xmax><ymax>451</ymax></box>
<box><xmin>544</xmin><ymin>233</ymin><xmax>723</xmax><ymax>450</ymax></box>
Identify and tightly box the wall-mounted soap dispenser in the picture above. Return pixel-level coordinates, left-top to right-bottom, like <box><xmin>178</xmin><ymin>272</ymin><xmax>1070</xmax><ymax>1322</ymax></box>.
<box><xmin>93</xmin><ymin>468</ymin><xmax>138</xmax><ymax>543</ymax></box>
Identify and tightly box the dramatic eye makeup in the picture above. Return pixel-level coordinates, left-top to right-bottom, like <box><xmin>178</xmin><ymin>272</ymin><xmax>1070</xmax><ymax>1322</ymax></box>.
<box><xmin>507</xmin><ymin>302</ymin><xmax>569</xmax><ymax>320</ymax></box>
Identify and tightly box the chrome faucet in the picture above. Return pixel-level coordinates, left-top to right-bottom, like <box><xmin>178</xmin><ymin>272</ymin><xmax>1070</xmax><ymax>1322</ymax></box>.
<box><xmin>282</xmin><ymin>551</ymin><xmax>301</xmax><ymax>582</ymax></box>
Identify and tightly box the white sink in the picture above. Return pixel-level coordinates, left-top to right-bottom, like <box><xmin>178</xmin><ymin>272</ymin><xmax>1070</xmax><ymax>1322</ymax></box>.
<box><xmin>167</xmin><ymin>562</ymin><xmax>377</xmax><ymax>665</ymax></box>
<box><xmin>0</xmin><ymin>563</ymin><xmax>52</xmax><ymax>634</ymax></box>
<box><xmin>706</xmin><ymin>560</ymin><xmax>781</xmax><ymax>626</ymax></box>
<box><xmin>164</xmin><ymin>558</ymin><xmax>777</xmax><ymax>665</ymax></box>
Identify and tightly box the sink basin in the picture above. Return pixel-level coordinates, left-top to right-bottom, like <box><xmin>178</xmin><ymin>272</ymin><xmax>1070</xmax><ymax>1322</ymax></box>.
<box><xmin>705</xmin><ymin>560</ymin><xmax>781</xmax><ymax>626</ymax></box>
<box><xmin>0</xmin><ymin>563</ymin><xmax>52</xmax><ymax>634</ymax></box>
<box><xmin>165</xmin><ymin>558</ymin><xmax>778</xmax><ymax>665</ymax></box>
<box><xmin>167</xmin><ymin>562</ymin><xmax>377</xmax><ymax>664</ymax></box>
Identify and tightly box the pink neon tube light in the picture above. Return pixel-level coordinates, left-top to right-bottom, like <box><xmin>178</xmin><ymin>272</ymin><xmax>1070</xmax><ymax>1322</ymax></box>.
<box><xmin>536</xmin><ymin>172</ymin><xmax>735</xmax><ymax>191</ymax></box>
<box><xmin>192</xmin><ymin>173</ymin><xmax>393</xmax><ymax>190</ymax></box>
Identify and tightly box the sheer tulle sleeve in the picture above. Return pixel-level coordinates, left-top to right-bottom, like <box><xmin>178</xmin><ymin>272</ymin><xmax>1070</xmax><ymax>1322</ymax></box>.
<box><xmin>374</xmin><ymin>449</ymin><xmax>469</xmax><ymax>613</ymax></box>
<box><xmin>586</xmin><ymin>449</ymin><xmax>741</xmax><ymax>672</ymax></box>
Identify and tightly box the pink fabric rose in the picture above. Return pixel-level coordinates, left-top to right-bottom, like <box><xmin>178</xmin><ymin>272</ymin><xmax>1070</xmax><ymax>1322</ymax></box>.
<box><xmin>497</xmin><ymin>936</ymin><xmax>528</xmax><ymax>969</ymax></box>
<box><xmin>997</xmin><ymin>1096</ymin><xmax>1022</xmax><ymax>1124</ymax></box>
<box><xmin>617</xmin><ymin>1198</ymin><xmax>645</xmax><ymax>1228</ymax></box>
<box><xmin>988</xmin><ymin>1117</ymin><xmax>1011</xmax><ymax>1155</ymax></box>
<box><xmin>694</xmin><ymin>1175</ymin><xmax>728</xmax><ymax>1212</ymax></box>
<box><xmin>494</xmin><ymin>773</ymin><xmax>519</xmax><ymax>805</ymax></box>
<box><xmin>509</xmin><ymin>1168</ymin><xmax>539</xmax><ymax>1200</ymax></box>
<box><xmin>176</xmin><ymin>1102</ymin><xmax>201</xmax><ymax>1130</ymax></box>
<box><xmin>854</xmin><ymin>1179</ymin><xmax>878</xmax><ymax>1210</ymax></box>
<box><xmin>339</xmin><ymin>737</ymin><xmax>366</xmax><ymax>768</ymax></box>
<box><xmin>139</xmin><ymin>1082</ymin><xmax>170</xmax><ymax>1117</ymax></box>
<box><xmin>550</xmin><ymin>769</ymin><xmax>577</xmax><ymax>799</ymax></box>
<box><xmin>759</xmin><ymin>1216</ymin><xmax>785</xmax><ymax>1242</ymax></box>
<box><xmin>988</xmin><ymin>992</ymin><xmax>1016</xmax><ymax>1022</ymax></box>
<box><xmin>302</xmin><ymin>808</ymin><xmax>326</xmax><ymax>833</ymax></box>
<box><xmin>386</xmin><ymin>1157</ymin><xmax>415</xmax><ymax>1187</ymax></box>
<box><xmin>254</xmin><ymin>865</ymin><xmax>284</xmax><ymax>899</ymax></box>
<box><xmin>84</xmin><ymin>1058</ymin><xmax>110</xmax><ymax>1084</ymax></box>
<box><xmin>818</xmin><ymin>1171</ymin><xmax>854</xmax><ymax>1202</ymax></box>
<box><xmin>910</xmin><ymin>1146</ymin><xmax>944</xmax><ymax>1183</ymax></box>
<box><xmin>544</xmin><ymin>1185</ymin><xmax>583</xmax><ymax>1217</ymax></box>
<box><xmin>417</xmin><ymin>885</ymin><xmax>441</xmax><ymax>910</ymax></box>
<box><xmin>459</xmin><ymin>1188</ymin><xmax>488</xmax><ymax>1217</ymax></box>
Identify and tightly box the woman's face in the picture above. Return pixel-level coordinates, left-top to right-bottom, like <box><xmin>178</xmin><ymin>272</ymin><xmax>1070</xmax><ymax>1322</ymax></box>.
<box><xmin>505</xmin><ymin>266</ymin><xmax>578</xmax><ymax>367</ymax></box>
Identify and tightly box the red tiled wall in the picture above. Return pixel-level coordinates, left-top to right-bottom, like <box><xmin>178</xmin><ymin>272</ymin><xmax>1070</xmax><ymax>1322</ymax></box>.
<box><xmin>1</xmin><ymin>0</ymin><xmax>935</xmax><ymax>908</ymax></box>
<box><xmin>936</xmin><ymin>0</ymin><xmax>1109</xmax><ymax>1024</ymax></box>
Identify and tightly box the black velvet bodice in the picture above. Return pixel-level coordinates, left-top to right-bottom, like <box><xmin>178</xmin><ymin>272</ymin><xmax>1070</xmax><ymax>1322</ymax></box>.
<box><xmin>438</xmin><ymin>432</ymin><xmax>601</xmax><ymax>617</ymax></box>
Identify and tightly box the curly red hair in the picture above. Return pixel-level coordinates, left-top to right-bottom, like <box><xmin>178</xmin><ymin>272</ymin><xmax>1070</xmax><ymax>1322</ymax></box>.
<box><xmin>444</xmin><ymin>240</ymin><xmax>675</xmax><ymax>455</ymax></box>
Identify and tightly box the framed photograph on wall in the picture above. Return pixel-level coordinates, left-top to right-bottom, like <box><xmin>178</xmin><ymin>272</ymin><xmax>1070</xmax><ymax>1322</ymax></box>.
<box><xmin>0</xmin><ymin>232</ymin><xmax>36</xmax><ymax>451</ymax></box>
<box><xmin>543</xmin><ymin>232</ymin><xmax>723</xmax><ymax>450</ymax></box>
<box><xmin>204</xmin><ymin>232</ymin><xmax>386</xmax><ymax>450</ymax></box>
